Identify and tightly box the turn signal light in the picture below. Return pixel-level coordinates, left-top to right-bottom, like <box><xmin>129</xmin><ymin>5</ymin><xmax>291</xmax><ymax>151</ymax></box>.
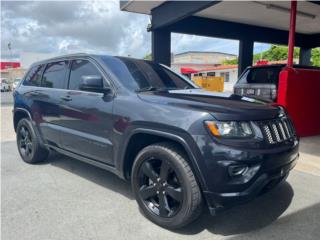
<box><xmin>205</xmin><ymin>121</ymin><xmax>220</xmax><ymax>136</ymax></box>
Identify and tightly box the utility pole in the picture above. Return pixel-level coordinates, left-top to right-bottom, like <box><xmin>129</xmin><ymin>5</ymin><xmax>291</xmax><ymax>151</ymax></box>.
<box><xmin>8</xmin><ymin>42</ymin><xmax>13</xmax><ymax>60</ymax></box>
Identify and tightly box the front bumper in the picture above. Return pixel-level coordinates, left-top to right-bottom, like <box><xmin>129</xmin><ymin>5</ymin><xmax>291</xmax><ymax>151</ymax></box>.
<box><xmin>197</xmin><ymin>136</ymin><xmax>299</xmax><ymax>215</ymax></box>
<box><xmin>204</xmin><ymin>156</ymin><xmax>297</xmax><ymax>215</ymax></box>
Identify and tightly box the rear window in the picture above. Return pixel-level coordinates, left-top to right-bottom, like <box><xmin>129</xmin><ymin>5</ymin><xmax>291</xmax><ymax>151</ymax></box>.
<box><xmin>23</xmin><ymin>65</ymin><xmax>44</xmax><ymax>87</ymax></box>
<box><xmin>42</xmin><ymin>61</ymin><xmax>68</xmax><ymax>89</ymax></box>
<box><xmin>247</xmin><ymin>67</ymin><xmax>282</xmax><ymax>84</ymax></box>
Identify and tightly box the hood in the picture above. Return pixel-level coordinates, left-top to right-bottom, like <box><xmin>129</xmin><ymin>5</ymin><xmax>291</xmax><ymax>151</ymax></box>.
<box><xmin>137</xmin><ymin>88</ymin><xmax>281</xmax><ymax>121</ymax></box>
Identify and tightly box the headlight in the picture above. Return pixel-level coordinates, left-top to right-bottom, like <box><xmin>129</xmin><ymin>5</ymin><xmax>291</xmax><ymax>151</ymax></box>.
<box><xmin>205</xmin><ymin>121</ymin><xmax>253</xmax><ymax>138</ymax></box>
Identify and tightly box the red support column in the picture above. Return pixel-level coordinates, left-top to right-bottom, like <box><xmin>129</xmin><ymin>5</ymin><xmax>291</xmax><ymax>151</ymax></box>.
<box><xmin>287</xmin><ymin>0</ymin><xmax>297</xmax><ymax>67</ymax></box>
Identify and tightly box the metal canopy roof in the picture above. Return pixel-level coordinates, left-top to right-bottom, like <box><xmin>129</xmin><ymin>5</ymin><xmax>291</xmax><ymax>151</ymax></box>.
<box><xmin>195</xmin><ymin>1</ymin><xmax>320</xmax><ymax>34</ymax></box>
<box><xmin>121</xmin><ymin>1</ymin><xmax>320</xmax><ymax>35</ymax></box>
<box><xmin>121</xmin><ymin>0</ymin><xmax>319</xmax><ymax>71</ymax></box>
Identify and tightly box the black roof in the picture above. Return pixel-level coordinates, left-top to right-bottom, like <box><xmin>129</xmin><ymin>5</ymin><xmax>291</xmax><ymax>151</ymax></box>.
<box><xmin>30</xmin><ymin>53</ymin><xmax>154</xmax><ymax>68</ymax></box>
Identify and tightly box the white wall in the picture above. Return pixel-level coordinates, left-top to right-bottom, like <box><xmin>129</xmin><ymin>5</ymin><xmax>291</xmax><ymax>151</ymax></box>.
<box><xmin>214</xmin><ymin>68</ymin><xmax>238</xmax><ymax>92</ymax></box>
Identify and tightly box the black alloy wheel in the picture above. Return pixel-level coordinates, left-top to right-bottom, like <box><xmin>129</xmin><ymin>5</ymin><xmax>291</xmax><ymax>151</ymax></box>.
<box><xmin>138</xmin><ymin>157</ymin><xmax>183</xmax><ymax>218</ymax></box>
<box><xmin>132</xmin><ymin>142</ymin><xmax>202</xmax><ymax>229</ymax></box>
<box><xmin>18</xmin><ymin>125</ymin><xmax>34</xmax><ymax>161</ymax></box>
<box><xmin>16</xmin><ymin>118</ymin><xmax>49</xmax><ymax>163</ymax></box>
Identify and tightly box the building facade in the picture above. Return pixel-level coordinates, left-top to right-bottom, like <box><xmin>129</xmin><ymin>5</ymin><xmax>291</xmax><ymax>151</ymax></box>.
<box><xmin>171</xmin><ymin>51</ymin><xmax>236</xmax><ymax>73</ymax></box>
<box><xmin>192</xmin><ymin>65</ymin><xmax>238</xmax><ymax>92</ymax></box>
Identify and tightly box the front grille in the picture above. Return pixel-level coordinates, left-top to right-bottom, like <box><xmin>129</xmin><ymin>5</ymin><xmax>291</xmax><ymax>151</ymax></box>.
<box><xmin>260</xmin><ymin>118</ymin><xmax>295</xmax><ymax>144</ymax></box>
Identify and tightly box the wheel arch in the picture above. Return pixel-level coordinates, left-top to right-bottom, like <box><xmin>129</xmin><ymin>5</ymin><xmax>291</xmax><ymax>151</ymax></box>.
<box><xmin>13</xmin><ymin>108</ymin><xmax>32</xmax><ymax>131</ymax></box>
<box><xmin>119</xmin><ymin>128</ymin><xmax>207</xmax><ymax>191</ymax></box>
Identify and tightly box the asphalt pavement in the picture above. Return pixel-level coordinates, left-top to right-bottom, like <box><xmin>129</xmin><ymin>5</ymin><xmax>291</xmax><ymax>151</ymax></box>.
<box><xmin>1</xmin><ymin>91</ymin><xmax>14</xmax><ymax>106</ymax></box>
<box><xmin>1</xmin><ymin>97</ymin><xmax>320</xmax><ymax>240</ymax></box>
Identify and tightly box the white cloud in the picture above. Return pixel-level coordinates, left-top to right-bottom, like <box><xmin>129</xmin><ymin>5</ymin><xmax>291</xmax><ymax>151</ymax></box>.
<box><xmin>1</xmin><ymin>0</ymin><xmax>270</xmax><ymax>61</ymax></box>
<box><xmin>1</xmin><ymin>0</ymin><xmax>150</xmax><ymax>59</ymax></box>
<box><xmin>171</xmin><ymin>34</ymin><xmax>239</xmax><ymax>55</ymax></box>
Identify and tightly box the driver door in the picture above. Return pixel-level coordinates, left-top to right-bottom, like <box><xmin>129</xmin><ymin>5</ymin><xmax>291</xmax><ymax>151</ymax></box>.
<box><xmin>59</xmin><ymin>59</ymin><xmax>115</xmax><ymax>165</ymax></box>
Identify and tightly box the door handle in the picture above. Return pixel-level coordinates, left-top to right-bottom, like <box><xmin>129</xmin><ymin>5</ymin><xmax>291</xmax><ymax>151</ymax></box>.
<box><xmin>30</xmin><ymin>92</ymin><xmax>40</xmax><ymax>96</ymax></box>
<box><xmin>61</xmin><ymin>95</ymin><xmax>72</xmax><ymax>101</ymax></box>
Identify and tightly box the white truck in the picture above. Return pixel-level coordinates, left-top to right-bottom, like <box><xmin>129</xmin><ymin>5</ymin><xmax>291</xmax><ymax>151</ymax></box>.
<box><xmin>0</xmin><ymin>78</ymin><xmax>10</xmax><ymax>92</ymax></box>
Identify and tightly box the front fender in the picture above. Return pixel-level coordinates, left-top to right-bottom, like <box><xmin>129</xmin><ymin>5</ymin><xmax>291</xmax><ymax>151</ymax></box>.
<box><xmin>116</xmin><ymin>126</ymin><xmax>208</xmax><ymax>191</ymax></box>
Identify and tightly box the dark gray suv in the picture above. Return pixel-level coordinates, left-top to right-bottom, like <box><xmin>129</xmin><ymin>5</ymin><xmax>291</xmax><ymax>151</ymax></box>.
<box><xmin>13</xmin><ymin>54</ymin><xmax>299</xmax><ymax>229</ymax></box>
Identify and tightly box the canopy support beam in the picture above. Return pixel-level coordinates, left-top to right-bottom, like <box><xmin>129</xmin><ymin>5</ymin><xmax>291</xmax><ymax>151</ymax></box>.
<box><xmin>152</xmin><ymin>29</ymin><xmax>171</xmax><ymax>66</ymax></box>
<box><xmin>299</xmin><ymin>48</ymin><xmax>312</xmax><ymax>66</ymax></box>
<box><xmin>287</xmin><ymin>0</ymin><xmax>297</xmax><ymax>67</ymax></box>
<box><xmin>238</xmin><ymin>39</ymin><xmax>254</xmax><ymax>76</ymax></box>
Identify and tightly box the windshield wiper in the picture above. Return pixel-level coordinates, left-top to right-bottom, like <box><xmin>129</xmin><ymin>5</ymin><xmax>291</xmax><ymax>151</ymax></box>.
<box><xmin>135</xmin><ymin>86</ymin><xmax>160</xmax><ymax>92</ymax></box>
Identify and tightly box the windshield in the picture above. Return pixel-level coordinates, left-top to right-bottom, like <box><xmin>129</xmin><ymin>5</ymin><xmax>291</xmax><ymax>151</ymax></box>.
<box><xmin>101</xmin><ymin>56</ymin><xmax>196</xmax><ymax>91</ymax></box>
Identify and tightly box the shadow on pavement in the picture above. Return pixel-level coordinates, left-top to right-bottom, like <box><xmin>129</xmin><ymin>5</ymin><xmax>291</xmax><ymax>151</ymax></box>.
<box><xmin>175</xmin><ymin>182</ymin><xmax>294</xmax><ymax>235</ymax></box>
<box><xmin>46</xmin><ymin>151</ymin><xmax>295</xmax><ymax>236</ymax></box>
<box><xmin>48</xmin><ymin>152</ymin><xmax>135</xmax><ymax>200</ymax></box>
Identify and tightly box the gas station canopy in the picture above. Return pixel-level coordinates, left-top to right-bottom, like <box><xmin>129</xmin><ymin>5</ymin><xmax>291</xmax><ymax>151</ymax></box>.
<box><xmin>121</xmin><ymin>1</ymin><xmax>320</xmax><ymax>73</ymax></box>
<box><xmin>121</xmin><ymin>1</ymin><xmax>320</xmax><ymax>34</ymax></box>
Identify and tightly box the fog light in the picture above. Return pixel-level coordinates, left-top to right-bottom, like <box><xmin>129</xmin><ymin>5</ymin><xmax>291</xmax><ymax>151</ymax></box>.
<box><xmin>228</xmin><ymin>165</ymin><xmax>248</xmax><ymax>177</ymax></box>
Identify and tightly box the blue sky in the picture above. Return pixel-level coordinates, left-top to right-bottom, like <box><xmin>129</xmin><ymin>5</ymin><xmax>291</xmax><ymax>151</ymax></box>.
<box><xmin>171</xmin><ymin>34</ymin><xmax>271</xmax><ymax>55</ymax></box>
<box><xmin>1</xmin><ymin>0</ymin><xmax>271</xmax><ymax>61</ymax></box>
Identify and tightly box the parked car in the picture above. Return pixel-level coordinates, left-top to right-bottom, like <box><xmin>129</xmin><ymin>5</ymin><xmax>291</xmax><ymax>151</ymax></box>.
<box><xmin>13</xmin><ymin>54</ymin><xmax>299</xmax><ymax>229</ymax></box>
<box><xmin>0</xmin><ymin>78</ymin><xmax>10</xmax><ymax>92</ymax></box>
<box><xmin>234</xmin><ymin>64</ymin><xmax>320</xmax><ymax>101</ymax></box>
<box><xmin>12</xmin><ymin>78</ymin><xmax>22</xmax><ymax>90</ymax></box>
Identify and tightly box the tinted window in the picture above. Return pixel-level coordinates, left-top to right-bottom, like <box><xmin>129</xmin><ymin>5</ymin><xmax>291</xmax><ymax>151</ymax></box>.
<box><xmin>42</xmin><ymin>61</ymin><xmax>68</xmax><ymax>89</ymax></box>
<box><xmin>247</xmin><ymin>67</ymin><xmax>282</xmax><ymax>84</ymax></box>
<box><xmin>69</xmin><ymin>60</ymin><xmax>103</xmax><ymax>90</ymax></box>
<box><xmin>101</xmin><ymin>56</ymin><xmax>195</xmax><ymax>90</ymax></box>
<box><xmin>23</xmin><ymin>65</ymin><xmax>44</xmax><ymax>86</ymax></box>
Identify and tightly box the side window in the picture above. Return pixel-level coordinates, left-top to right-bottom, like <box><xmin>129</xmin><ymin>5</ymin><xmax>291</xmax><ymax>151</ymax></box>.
<box><xmin>69</xmin><ymin>59</ymin><xmax>105</xmax><ymax>90</ymax></box>
<box><xmin>237</xmin><ymin>69</ymin><xmax>249</xmax><ymax>84</ymax></box>
<box><xmin>23</xmin><ymin>65</ymin><xmax>44</xmax><ymax>86</ymax></box>
<box><xmin>42</xmin><ymin>61</ymin><xmax>68</xmax><ymax>89</ymax></box>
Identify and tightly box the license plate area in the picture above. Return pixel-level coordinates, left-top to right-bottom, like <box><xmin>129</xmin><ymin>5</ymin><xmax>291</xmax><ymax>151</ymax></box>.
<box><xmin>246</xmin><ymin>89</ymin><xmax>255</xmax><ymax>95</ymax></box>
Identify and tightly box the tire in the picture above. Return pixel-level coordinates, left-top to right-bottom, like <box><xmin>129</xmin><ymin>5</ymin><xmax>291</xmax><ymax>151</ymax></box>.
<box><xmin>131</xmin><ymin>142</ymin><xmax>202</xmax><ymax>229</ymax></box>
<box><xmin>16</xmin><ymin>118</ymin><xmax>49</xmax><ymax>164</ymax></box>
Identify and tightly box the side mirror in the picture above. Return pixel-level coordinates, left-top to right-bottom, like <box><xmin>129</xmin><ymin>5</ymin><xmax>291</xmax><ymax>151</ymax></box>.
<box><xmin>79</xmin><ymin>75</ymin><xmax>111</xmax><ymax>94</ymax></box>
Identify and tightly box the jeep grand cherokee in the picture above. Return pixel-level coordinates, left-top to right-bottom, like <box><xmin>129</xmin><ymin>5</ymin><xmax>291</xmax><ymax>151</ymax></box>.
<box><xmin>13</xmin><ymin>54</ymin><xmax>299</xmax><ymax>229</ymax></box>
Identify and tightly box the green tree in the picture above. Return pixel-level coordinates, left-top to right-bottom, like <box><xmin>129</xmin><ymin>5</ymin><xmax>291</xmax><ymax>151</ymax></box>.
<box><xmin>221</xmin><ymin>45</ymin><xmax>320</xmax><ymax>67</ymax></box>
<box><xmin>311</xmin><ymin>48</ymin><xmax>320</xmax><ymax>67</ymax></box>
<box><xmin>222</xmin><ymin>58</ymin><xmax>238</xmax><ymax>65</ymax></box>
<box><xmin>253</xmin><ymin>45</ymin><xmax>299</xmax><ymax>63</ymax></box>
<box><xmin>144</xmin><ymin>53</ymin><xmax>152</xmax><ymax>60</ymax></box>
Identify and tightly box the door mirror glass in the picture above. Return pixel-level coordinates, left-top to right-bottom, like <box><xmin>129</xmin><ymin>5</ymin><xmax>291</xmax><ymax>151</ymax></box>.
<box><xmin>79</xmin><ymin>75</ymin><xmax>104</xmax><ymax>92</ymax></box>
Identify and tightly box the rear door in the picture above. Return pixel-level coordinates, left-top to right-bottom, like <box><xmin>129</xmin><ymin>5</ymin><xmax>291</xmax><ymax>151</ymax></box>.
<box><xmin>37</xmin><ymin>60</ymin><xmax>69</xmax><ymax>147</ymax></box>
<box><xmin>58</xmin><ymin>58</ymin><xmax>115</xmax><ymax>164</ymax></box>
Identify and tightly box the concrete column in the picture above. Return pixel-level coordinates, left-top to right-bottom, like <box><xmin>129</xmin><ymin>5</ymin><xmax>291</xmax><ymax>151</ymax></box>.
<box><xmin>152</xmin><ymin>29</ymin><xmax>171</xmax><ymax>66</ymax></box>
<box><xmin>299</xmin><ymin>48</ymin><xmax>312</xmax><ymax>66</ymax></box>
<box><xmin>238</xmin><ymin>39</ymin><xmax>254</xmax><ymax>76</ymax></box>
